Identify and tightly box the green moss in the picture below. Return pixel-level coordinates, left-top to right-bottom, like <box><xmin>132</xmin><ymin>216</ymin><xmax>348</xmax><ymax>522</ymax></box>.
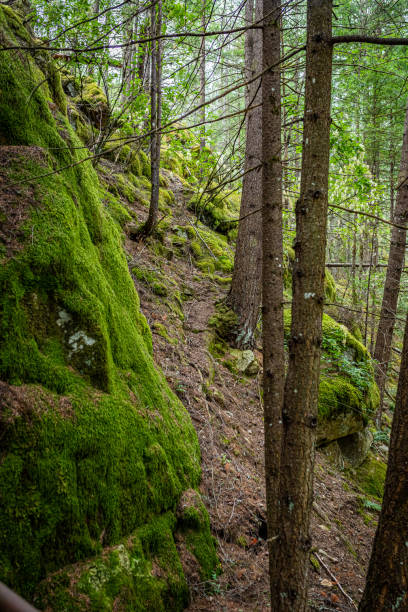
<box><xmin>353</xmin><ymin>454</ymin><xmax>387</xmax><ymax>499</ymax></box>
<box><xmin>159</xmin><ymin>187</ymin><xmax>175</xmax><ymax>207</ymax></box>
<box><xmin>35</xmin><ymin>514</ymin><xmax>190</xmax><ymax>611</ymax></box>
<box><xmin>209</xmin><ymin>304</ymin><xmax>238</xmax><ymax>345</ymax></box>
<box><xmin>132</xmin><ymin>265</ymin><xmax>168</xmax><ymax>296</ymax></box>
<box><xmin>284</xmin><ymin>310</ymin><xmax>379</xmax><ymax>422</ymax></box>
<box><xmin>188</xmin><ymin>190</ymin><xmax>240</xmax><ymax>235</ymax></box>
<box><xmin>101</xmin><ymin>190</ymin><xmax>132</xmax><ymax>227</ymax></box>
<box><xmin>153</xmin><ymin>322</ymin><xmax>178</xmax><ymax>345</ymax></box>
<box><xmin>177</xmin><ymin>491</ymin><xmax>219</xmax><ymax>581</ymax></box>
<box><xmin>188</xmin><ymin>225</ymin><xmax>234</xmax><ymax>274</ymax></box>
<box><xmin>139</xmin><ymin>149</ymin><xmax>151</xmax><ymax>178</ymax></box>
<box><xmin>112</xmin><ymin>173</ymin><xmax>139</xmax><ymax>202</ymax></box>
<box><xmin>309</xmin><ymin>554</ymin><xmax>321</xmax><ymax>572</ymax></box>
<box><xmin>324</xmin><ymin>269</ymin><xmax>337</xmax><ymax>301</ymax></box>
<box><xmin>161</xmin><ymin>148</ymin><xmax>184</xmax><ymax>177</ymax></box>
<box><xmin>0</xmin><ymin>7</ymin><xmax>217</xmax><ymax>605</ymax></box>
<box><xmin>74</xmin><ymin>77</ymin><xmax>109</xmax><ymax>128</ymax></box>
<box><xmin>129</xmin><ymin>151</ymin><xmax>143</xmax><ymax>177</ymax></box>
<box><xmin>318</xmin><ymin>376</ymin><xmax>365</xmax><ymax>421</ymax></box>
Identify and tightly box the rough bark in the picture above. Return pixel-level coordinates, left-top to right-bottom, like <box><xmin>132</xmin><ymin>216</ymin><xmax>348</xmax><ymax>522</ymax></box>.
<box><xmin>374</xmin><ymin>98</ymin><xmax>408</xmax><ymax>422</ymax></box>
<box><xmin>141</xmin><ymin>0</ymin><xmax>162</xmax><ymax>237</ymax></box>
<box><xmin>359</xmin><ymin>310</ymin><xmax>408</xmax><ymax>612</ymax></box>
<box><xmin>269</xmin><ymin>2</ymin><xmax>333</xmax><ymax>609</ymax></box>
<box><xmin>226</xmin><ymin>0</ymin><xmax>262</xmax><ymax>349</ymax></box>
<box><xmin>261</xmin><ymin>0</ymin><xmax>285</xmax><ymax>603</ymax></box>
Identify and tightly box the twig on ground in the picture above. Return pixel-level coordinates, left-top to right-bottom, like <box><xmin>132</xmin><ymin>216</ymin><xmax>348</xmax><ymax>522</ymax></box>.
<box><xmin>313</xmin><ymin>551</ymin><xmax>357</xmax><ymax>609</ymax></box>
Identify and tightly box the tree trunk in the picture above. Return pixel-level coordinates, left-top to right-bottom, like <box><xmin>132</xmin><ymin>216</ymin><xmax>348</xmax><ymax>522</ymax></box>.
<box><xmin>226</xmin><ymin>0</ymin><xmax>262</xmax><ymax>349</ymax></box>
<box><xmin>374</xmin><ymin>97</ymin><xmax>408</xmax><ymax>424</ymax></box>
<box><xmin>199</xmin><ymin>0</ymin><xmax>206</xmax><ymax>155</ymax></box>
<box><xmin>359</xmin><ymin>310</ymin><xmax>408</xmax><ymax>611</ymax></box>
<box><xmin>261</xmin><ymin>0</ymin><xmax>285</xmax><ymax>602</ymax></box>
<box><xmin>121</xmin><ymin>4</ymin><xmax>139</xmax><ymax>110</ymax></box>
<box><xmin>269</xmin><ymin>2</ymin><xmax>333</xmax><ymax>609</ymax></box>
<box><xmin>141</xmin><ymin>0</ymin><xmax>162</xmax><ymax>237</ymax></box>
<box><xmin>87</xmin><ymin>0</ymin><xmax>101</xmax><ymax>77</ymax></box>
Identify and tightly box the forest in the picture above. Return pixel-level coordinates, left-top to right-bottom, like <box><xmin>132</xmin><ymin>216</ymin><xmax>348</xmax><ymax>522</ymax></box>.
<box><xmin>0</xmin><ymin>0</ymin><xmax>408</xmax><ymax>610</ymax></box>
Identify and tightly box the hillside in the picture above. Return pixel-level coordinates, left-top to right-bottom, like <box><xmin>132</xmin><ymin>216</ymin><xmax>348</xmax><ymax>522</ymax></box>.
<box><xmin>0</xmin><ymin>4</ymin><xmax>390</xmax><ymax>611</ymax></box>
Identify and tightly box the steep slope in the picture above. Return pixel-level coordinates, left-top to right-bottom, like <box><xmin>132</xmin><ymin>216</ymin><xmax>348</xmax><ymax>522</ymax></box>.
<box><xmin>0</xmin><ymin>6</ymin><xmax>217</xmax><ymax>610</ymax></box>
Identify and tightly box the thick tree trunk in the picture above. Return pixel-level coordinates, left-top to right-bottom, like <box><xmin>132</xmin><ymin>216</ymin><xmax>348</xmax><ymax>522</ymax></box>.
<box><xmin>226</xmin><ymin>0</ymin><xmax>262</xmax><ymax>348</ymax></box>
<box><xmin>359</xmin><ymin>310</ymin><xmax>408</xmax><ymax>611</ymax></box>
<box><xmin>261</xmin><ymin>0</ymin><xmax>285</xmax><ymax>603</ymax></box>
<box><xmin>374</xmin><ymin>98</ymin><xmax>408</xmax><ymax>423</ymax></box>
<box><xmin>269</xmin><ymin>2</ymin><xmax>333</xmax><ymax>609</ymax></box>
<box><xmin>142</xmin><ymin>0</ymin><xmax>162</xmax><ymax>237</ymax></box>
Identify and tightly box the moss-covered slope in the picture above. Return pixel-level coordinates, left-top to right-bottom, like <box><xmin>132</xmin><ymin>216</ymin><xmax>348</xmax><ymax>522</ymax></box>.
<box><xmin>0</xmin><ymin>6</ymin><xmax>216</xmax><ymax>608</ymax></box>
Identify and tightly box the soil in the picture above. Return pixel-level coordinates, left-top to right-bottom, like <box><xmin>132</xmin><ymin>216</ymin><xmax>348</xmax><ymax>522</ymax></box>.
<box><xmin>123</xmin><ymin>174</ymin><xmax>379</xmax><ymax>612</ymax></box>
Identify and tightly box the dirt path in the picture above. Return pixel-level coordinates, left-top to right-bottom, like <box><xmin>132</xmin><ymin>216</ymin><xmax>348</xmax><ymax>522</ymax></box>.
<box><xmin>123</xmin><ymin>184</ymin><xmax>377</xmax><ymax>612</ymax></box>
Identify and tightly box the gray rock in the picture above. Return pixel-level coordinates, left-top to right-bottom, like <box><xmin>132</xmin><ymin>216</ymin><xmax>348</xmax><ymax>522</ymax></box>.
<box><xmin>235</xmin><ymin>349</ymin><xmax>259</xmax><ymax>376</ymax></box>
<box><xmin>338</xmin><ymin>428</ymin><xmax>373</xmax><ymax>467</ymax></box>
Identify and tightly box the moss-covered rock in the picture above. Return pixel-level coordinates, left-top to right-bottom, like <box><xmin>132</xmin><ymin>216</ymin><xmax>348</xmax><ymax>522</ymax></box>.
<box><xmin>35</xmin><ymin>513</ymin><xmax>190</xmax><ymax>611</ymax></box>
<box><xmin>74</xmin><ymin>77</ymin><xmax>109</xmax><ymax>129</ymax></box>
<box><xmin>284</xmin><ymin>310</ymin><xmax>379</xmax><ymax>445</ymax></box>
<box><xmin>188</xmin><ymin>190</ymin><xmax>240</xmax><ymax>235</ymax></box>
<box><xmin>350</xmin><ymin>453</ymin><xmax>387</xmax><ymax>499</ymax></box>
<box><xmin>0</xmin><ymin>6</ymin><xmax>217</xmax><ymax>607</ymax></box>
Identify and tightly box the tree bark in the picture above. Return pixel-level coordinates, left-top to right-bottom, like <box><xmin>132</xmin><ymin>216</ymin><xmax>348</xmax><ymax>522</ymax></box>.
<box><xmin>359</xmin><ymin>310</ymin><xmax>408</xmax><ymax>611</ymax></box>
<box><xmin>269</xmin><ymin>2</ymin><xmax>333</xmax><ymax>609</ymax></box>
<box><xmin>199</xmin><ymin>0</ymin><xmax>206</xmax><ymax>155</ymax></box>
<box><xmin>260</xmin><ymin>0</ymin><xmax>285</xmax><ymax>603</ymax></box>
<box><xmin>374</xmin><ymin>97</ymin><xmax>408</xmax><ymax>424</ymax></box>
<box><xmin>141</xmin><ymin>0</ymin><xmax>162</xmax><ymax>237</ymax></box>
<box><xmin>226</xmin><ymin>0</ymin><xmax>262</xmax><ymax>349</ymax></box>
<box><xmin>121</xmin><ymin>4</ymin><xmax>138</xmax><ymax>110</ymax></box>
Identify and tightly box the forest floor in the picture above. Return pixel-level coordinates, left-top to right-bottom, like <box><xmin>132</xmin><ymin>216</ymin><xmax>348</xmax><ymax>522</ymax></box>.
<box><xmin>122</xmin><ymin>172</ymin><xmax>380</xmax><ymax>612</ymax></box>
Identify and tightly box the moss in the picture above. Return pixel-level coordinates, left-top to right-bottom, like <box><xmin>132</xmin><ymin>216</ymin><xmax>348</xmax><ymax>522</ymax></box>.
<box><xmin>318</xmin><ymin>376</ymin><xmax>366</xmax><ymax>421</ymax></box>
<box><xmin>159</xmin><ymin>187</ymin><xmax>175</xmax><ymax>207</ymax></box>
<box><xmin>101</xmin><ymin>190</ymin><xmax>132</xmax><ymax>227</ymax></box>
<box><xmin>309</xmin><ymin>553</ymin><xmax>321</xmax><ymax>572</ymax></box>
<box><xmin>35</xmin><ymin>514</ymin><xmax>190</xmax><ymax>611</ymax></box>
<box><xmin>177</xmin><ymin>492</ymin><xmax>219</xmax><ymax>581</ymax></box>
<box><xmin>153</xmin><ymin>322</ymin><xmax>178</xmax><ymax>346</ymax></box>
<box><xmin>284</xmin><ymin>309</ymin><xmax>379</xmax><ymax>423</ymax></box>
<box><xmin>112</xmin><ymin>173</ymin><xmax>139</xmax><ymax>202</ymax></box>
<box><xmin>188</xmin><ymin>225</ymin><xmax>234</xmax><ymax>274</ymax></box>
<box><xmin>188</xmin><ymin>190</ymin><xmax>240</xmax><ymax>235</ymax></box>
<box><xmin>132</xmin><ymin>265</ymin><xmax>168</xmax><ymax>296</ymax></box>
<box><xmin>161</xmin><ymin>148</ymin><xmax>184</xmax><ymax>177</ymax></box>
<box><xmin>353</xmin><ymin>454</ymin><xmax>387</xmax><ymax>499</ymax></box>
<box><xmin>0</xmin><ymin>7</ymin><xmax>217</xmax><ymax>605</ymax></box>
<box><xmin>209</xmin><ymin>304</ymin><xmax>238</xmax><ymax>345</ymax></box>
<box><xmin>74</xmin><ymin>77</ymin><xmax>109</xmax><ymax>128</ymax></box>
<box><xmin>139</xmin><ymin>149</ymin><xmax>151</xmax><ymax>178</ymax></box>
<box><xmin>324</xmin><ymin>269</ymin><xmax>337</xmax><ymax>301</ymax></box>
<box><xmin>70</xmin><ymin>108</ymin><xmax>93</xmax><ymax>145</ymax></box>
<box><xmin>129</xmin><ymin>151</ymin><xmax>143</xmax><ymax>177</ymax></box>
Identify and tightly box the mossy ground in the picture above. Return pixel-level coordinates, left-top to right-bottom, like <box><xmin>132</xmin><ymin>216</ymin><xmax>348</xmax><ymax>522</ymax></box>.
<box><xmin>0</xmin><ymin>6</ymin><xmax>217</xmax><ymax>608</ymax></box>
